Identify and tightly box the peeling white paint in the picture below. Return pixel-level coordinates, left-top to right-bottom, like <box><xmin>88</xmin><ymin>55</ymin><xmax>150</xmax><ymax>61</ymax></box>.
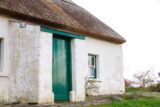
<box><xmin>10</xmin><ymin>21</ymin><xmax>41</xmax><ymax>103</ymax></box>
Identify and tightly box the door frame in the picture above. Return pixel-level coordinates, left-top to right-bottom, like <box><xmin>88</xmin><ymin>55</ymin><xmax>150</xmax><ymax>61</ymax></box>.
<box><xmin>41</xmin><ymin>27</ymin><xmax>85</xmax><ymax>40</ymax></box>
<box><xmin>41</xmin><ymin>26</ymin><xmax>85</xmax><ymax>102</ymax></box>
<box><xmin>52</xmin><ymin>35</ymin><xmax>72</xmax><ymax>101</ymax></box>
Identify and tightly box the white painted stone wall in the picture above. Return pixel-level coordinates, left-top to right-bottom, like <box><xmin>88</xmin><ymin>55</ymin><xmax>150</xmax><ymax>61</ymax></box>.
<box><xmin>0</xmin><ymin>15</ymin><xmax>124</xmax><ymax>104</ymax></box>
<box><xmin>85</xmin><ymin>37</ymin><xmax>125</xmax><ymax>95</ymax></box>
<box><xmin>71</xmin><ymin>37</ymin><xmax>124</xmax><ymax>97</ymax></box>
<box><xmin>71</xmin><ymin>39</ymin><xmax>87</xmax><ymax>102</ymax></box>
<box><xmin>9</xmin><ymin>21</ymin><xmax>41</xmax><ymax>103</ymax></box>
<box><xmin>0</xmin><ymin>15</ymin><xmax>53</xmax><ymax>104</ymax></box>
<box><xmin>39</xmin><ymin>32</ymin><xmax>53</xmax><ymax>103</ymax></box>
<box><xmin>9</xmin><ymin>22</ymin><xmax>54</xmax><ymax>103</ymax></box>
<box><xmin>0</xmin><ymin>16</ymin><xmax>12</xmax><ymax>104</ymax></box>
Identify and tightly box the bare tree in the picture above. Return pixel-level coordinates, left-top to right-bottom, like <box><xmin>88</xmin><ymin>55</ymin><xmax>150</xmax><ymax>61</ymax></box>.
<box><xmin>133</xmin><ymin>70</ymin><xmax>156</xmax><ymax>87</ymax></box>
<box><xmin>124</xmin><ymin>79</ymin><xmax>134</xmax><ymax>88</ymax></box>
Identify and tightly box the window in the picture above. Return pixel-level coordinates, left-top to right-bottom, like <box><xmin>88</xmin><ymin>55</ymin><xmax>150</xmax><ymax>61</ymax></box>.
<box><xmin>88</xmin><ymin>55</ymin><xmax>97</xmax><ymax>78</ymax></box>
<box><xmin>0</xmin><ymin>38</ymin><xmax>3</xmax><ymax>72</ymax></box>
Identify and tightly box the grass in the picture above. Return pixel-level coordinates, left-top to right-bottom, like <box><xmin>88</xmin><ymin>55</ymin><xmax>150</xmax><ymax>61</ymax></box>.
<box><xmin>88</xmin><ymin>88</ymin><xmax>160</xmax><ymax>107</ymax></box>
<box><xmin>125</xmin><ymin>87</ymin><xmax>150</xmax><ymax>92</ymax></box>
<box><xmin>90</xmin><ymin>98</ymin><xmax>160</xmax><ymax>107</ymax></box>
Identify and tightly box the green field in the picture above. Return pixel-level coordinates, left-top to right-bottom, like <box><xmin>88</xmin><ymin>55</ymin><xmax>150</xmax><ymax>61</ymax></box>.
<box><xmin>125</xmin><ymin>87</ymin><xmax>150</xmax><ymax>92</ymax></box>
<box><xmin>89</xmin><ymin>88</ymin><xmax>160</xmax><ymax>107</ymax></box>
<box><xmin>90</xmin><ymin>99</ymin><xmax>160</xmax><ymax>107</ymax></box>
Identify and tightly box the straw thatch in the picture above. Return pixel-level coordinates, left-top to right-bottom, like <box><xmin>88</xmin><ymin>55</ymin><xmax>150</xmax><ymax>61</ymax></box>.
<box><xmin>0</xmin><ymin>0</ymin><xmax>126</xmax><ymax>44</ymax></box>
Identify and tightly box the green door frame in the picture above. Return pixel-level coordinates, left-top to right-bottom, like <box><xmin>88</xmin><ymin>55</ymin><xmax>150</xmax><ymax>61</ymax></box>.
<box><xmin>41</xmin><ymin>26</ymin><xmax>85</xmax><ymax>101</ymax></box>
<box><xmin>41</xmin><ymin>27</ymin><xmax>85</xmax><ymax>40</ymax></box>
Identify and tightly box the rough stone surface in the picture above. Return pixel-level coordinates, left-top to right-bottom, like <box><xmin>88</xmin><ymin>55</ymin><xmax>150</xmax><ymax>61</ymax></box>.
<box><xmin>0</xmin><ymin>15</ymin><xmax>52</xmax><ymax>104</ymax></box>
<box><xmin>10</xmin><ymin>20</ymin><xmax>41</xmax><ymax>103</ymax></box>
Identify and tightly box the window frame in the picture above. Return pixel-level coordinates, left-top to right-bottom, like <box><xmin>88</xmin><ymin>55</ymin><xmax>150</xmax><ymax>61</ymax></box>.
<box><xmin>88</xmin><ymin>54</ymin><xmax>97</xmax><ymax>79</ymax></box>
<box><xmin>0</xmin><ymin>38</ymin><xmax>6</xmax><ymax>77</ymax></box>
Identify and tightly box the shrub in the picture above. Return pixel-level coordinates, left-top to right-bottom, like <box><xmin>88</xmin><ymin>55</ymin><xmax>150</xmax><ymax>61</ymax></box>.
<box><xmin>149</xmin><ymin>83</ymin><xmax>160</xmax><ymax>92</ymax></box>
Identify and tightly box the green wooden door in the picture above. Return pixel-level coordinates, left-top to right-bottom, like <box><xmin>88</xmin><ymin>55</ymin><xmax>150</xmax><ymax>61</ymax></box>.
<box><xmin>52</xmin><ymin>35</ymin><xmax>71</xmax><ymax>101</ymax></box>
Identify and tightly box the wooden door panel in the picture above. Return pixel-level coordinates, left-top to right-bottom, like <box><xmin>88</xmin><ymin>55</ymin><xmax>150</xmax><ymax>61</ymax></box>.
<box><xmin>52</xmin><ymin>36</ymin><xmax>70</xmax><ymax>101</ymax></box>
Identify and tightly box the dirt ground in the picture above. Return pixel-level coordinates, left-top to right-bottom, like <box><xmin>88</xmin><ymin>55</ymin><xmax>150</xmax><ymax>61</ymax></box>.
<box><xmin>0</xmin><ymin>95</ymin><xmax>120</xmax><ymax>107</ymax></box>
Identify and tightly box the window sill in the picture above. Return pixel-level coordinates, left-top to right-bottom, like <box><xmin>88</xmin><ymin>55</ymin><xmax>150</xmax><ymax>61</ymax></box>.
<box><xmin>0</xmin><ymin>72</ymin><xmax>9</xmax><ymax>77</ymax></box>
<box><xmin>88</xmin><ymin>78</ymin><xmax>102</xmax><ymax>82</ymax></box>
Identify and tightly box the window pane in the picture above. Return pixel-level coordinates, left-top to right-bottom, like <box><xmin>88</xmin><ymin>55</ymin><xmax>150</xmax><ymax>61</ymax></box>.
<box><xmin>88</xmin><ymin>56</ymin><xmax>92</xmax><ymax>66</ymax></box>
<box><xmin>0</xmin><ymin>39</ymin><xmax>2</xmax><ymax>62</ymax></box>
<box><xmin>88</xmin><ymin>55</ymin><xmax>96</xmax><ymax>78</ymax></box>
<box><xmin>0</xmin><ymin>39</ymin><xmax>2</xmax><ymax>72</ymax></box>
<box><xmin>91</xmin><ymin>68</ymin><xmax>95</xmax><ymax>77</ymax></box>
<box><xmin>91</xmin><ymin>56</ymin><xmax>95</xmax><ymax>66</ymax></box>
<box><xmin>89</xmin><ymin>67</ymin><xmax>93</xmax><ymax>77</ymax></box>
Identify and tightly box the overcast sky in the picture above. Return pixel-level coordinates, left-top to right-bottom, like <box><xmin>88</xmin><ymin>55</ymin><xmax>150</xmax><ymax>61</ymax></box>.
<box><xmin>73</xmin><ymin>0</ymin><xmax>160</xmax><ymax>79</ymax></box>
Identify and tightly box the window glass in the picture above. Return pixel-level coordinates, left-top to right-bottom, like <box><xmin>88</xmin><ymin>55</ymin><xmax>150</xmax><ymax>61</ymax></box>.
<box><xmin>88</xmin><ymin>55</ymin><xmax>96</xmax><ymax>78</ymax></box>
<box><xmin>0</xmin><ymin>38</ymin><xmax>3</xmax><ymax>72</ymax></box>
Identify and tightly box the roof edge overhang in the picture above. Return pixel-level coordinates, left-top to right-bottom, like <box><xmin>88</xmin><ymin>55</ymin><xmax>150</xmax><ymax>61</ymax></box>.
<box><xmin>0</xmin><ymin>7</ymin><xmax>126</xmax><ymax>44</ymax></box>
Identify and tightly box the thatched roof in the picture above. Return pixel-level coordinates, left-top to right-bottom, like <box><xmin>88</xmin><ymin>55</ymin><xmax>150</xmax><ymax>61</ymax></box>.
<box><xmin>0</xmin><ymin>0</ymin><xmax>126</xmax><ymax>44</ymax></box>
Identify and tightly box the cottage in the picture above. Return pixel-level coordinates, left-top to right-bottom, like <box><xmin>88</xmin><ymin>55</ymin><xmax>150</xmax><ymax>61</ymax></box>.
<box><xmin>0</xmin><ymin>0</ymin><xmax>126</xmax><ymax>104</ymax></box>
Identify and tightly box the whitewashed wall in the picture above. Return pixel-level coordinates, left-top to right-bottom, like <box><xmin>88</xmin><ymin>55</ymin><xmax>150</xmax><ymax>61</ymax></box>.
<box><xmin>71</xmin><ymin>37</ymin><xmax>124</xmax><ymax>97</ymax></box>
<box><xmin>71</xmin><ymin>39</ymin><xmax>87</xmax><ymax>102</ymax></box>
<box><xmin>0</xmin><ymin>15</ymin><xmax>53</xmax><ymax>104</ymax></box>
<box><xmin>0</xmin><ymin>16</ymin><xmax>12</xmax><ymax>104</ymax></box>
<box><xmin>0</xmin><ymin>15</ymin><xmax>124</xmax><ymax>104</ymax></box>
<box><xmin>9</xmin><ymin>21</ymin><xmax>41</xmax><ymax>103</ymax></box>
<box><xmin>85</xmin><ymin>37</ymin><xmax>125</xmax><ymax>95</ymax></box>
<box><xmin>39</xmin><ymin>32</ymin><xmax>53</xmax><ymax>103</ymax></box>
<box><xmin>9</xmin><ymin>22</ymin><xmax>53</xmax><ymax>103</ymax></box>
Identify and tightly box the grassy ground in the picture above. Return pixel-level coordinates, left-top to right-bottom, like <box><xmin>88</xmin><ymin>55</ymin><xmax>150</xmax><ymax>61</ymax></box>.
<box><xmin>91</xmin><ymin>99</ymin><xmax>160</xmax><ymax>107</ymax></box>
<box><xmin>89</xmin><ymin>88</ymin><xmax>160</xmax><ymax>107</ymax></box>
<box><xmin>125</xmin><ymin>87</ymin><xmax>150</xmax><ymax>92</ymax></box>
